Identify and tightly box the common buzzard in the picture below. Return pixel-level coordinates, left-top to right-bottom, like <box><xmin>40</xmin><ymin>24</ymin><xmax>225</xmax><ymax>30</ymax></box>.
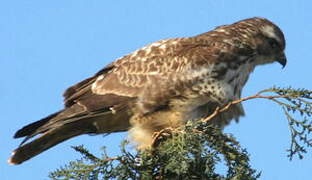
<box><xmin>9</xmin><ymin>17</ymin><xmax>286</xmax><ymax>164</ymax></box>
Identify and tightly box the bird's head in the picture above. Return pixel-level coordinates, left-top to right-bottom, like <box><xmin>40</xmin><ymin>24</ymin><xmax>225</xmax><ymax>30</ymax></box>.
<box><xmin>235</xmin><ymin>17</ymin><xmax>287</xmax><ymax>68</ymax></box>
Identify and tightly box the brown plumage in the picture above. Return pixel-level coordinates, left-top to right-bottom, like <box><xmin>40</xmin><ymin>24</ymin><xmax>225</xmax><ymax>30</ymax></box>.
<box><xmin>9</xmin><ymin>17</ymin><xmax>286</xmax><ymax>164</ymax></box>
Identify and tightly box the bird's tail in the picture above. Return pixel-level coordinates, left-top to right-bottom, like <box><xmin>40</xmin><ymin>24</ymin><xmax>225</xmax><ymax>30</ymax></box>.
<box><xmin>9</xmin><ymin>101</ymin><xmax>131</xmax><ymax>165</ymax></box>
<box><xmin>8</xmin><ymin>118</ymin><xmax>90</xmax><ymax>165</ymax></box>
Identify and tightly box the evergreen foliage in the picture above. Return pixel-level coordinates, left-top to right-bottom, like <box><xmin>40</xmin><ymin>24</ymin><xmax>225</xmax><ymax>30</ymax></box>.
<box><xmin>50</xmin><ymin>123</ymin><xmax>260</xmax><ymax>180</ymax></box>
<box><xmin>255</xmin><ymin>87</ymin><xmax>312</xmax><ymax>159</ymax></box>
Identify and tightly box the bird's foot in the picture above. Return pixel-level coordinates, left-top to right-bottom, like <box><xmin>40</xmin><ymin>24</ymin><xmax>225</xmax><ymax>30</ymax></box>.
<box><xmin>151</xmin><ymin>127</ymin><xmax>174</xmax><ymax>148</ymax></box>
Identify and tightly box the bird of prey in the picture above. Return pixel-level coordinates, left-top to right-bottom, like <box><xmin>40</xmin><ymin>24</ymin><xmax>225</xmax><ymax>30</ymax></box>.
<box><xmin>9</xmin><ymin>17</ymin><xmax>286</xmax><ymax>165</ymax></box>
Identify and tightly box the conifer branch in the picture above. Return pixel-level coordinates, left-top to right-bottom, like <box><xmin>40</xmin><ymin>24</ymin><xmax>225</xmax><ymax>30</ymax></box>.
<box><xmin>203</xmin><ymin>87</ymin><xmax>312</xmax><ymax>160</ymax></box>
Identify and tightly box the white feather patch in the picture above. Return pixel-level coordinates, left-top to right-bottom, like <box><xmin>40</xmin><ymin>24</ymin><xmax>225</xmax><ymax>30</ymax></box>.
<box><xmin>91</xmin><ymin>75</ymin><xmax>104</xmax><ymax>91</ymax></box>
<box><xmin>262</xmin><ymin>25</ymin><xmax>281</xmax><ymax>43</ymax></box>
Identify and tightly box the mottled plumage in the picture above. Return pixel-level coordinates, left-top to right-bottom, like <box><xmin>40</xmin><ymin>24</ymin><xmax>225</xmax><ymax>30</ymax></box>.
<box><xmin>9</xmin><ymin>17</ymin><xmax>286</xmax><ymax>164</ymax></box>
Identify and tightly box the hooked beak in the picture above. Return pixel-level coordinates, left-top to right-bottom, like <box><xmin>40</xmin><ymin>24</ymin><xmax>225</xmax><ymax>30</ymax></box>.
<box><xmin>276</xmin><ymin>52</ymin><xmax>287</xmax><ymax>68</ymax></box>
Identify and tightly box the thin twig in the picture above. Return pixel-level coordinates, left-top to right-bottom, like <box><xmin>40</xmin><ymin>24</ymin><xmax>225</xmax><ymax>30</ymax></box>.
<box><xmin>101</xmin><ymin>156</ymin><xmax>121</xmax><ymax>163</ymax></box>
<box><xmin>203</xmin><ymin>93</ymin><xmax>293</xmax><ymax>122</ymax></box>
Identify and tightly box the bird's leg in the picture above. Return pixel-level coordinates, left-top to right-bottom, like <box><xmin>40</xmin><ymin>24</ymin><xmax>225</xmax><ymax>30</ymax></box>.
<box><xmin>151</xmin><ymin>127</ymin><xmax>174</xmax><ymax>148</ymax></box>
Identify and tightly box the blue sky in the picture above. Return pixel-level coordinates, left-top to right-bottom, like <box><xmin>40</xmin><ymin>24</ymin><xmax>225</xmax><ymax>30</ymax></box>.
<box><xmin>1</xmin><ymin>0</ymin><xmax>311</xmax><ymax>179</ymax></box>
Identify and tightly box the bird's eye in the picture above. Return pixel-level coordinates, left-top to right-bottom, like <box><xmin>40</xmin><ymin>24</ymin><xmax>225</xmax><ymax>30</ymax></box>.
<box><xmin>268</xmin><ymin>38</ymin><xmax>279</xmax><ymax>48</ymax></box>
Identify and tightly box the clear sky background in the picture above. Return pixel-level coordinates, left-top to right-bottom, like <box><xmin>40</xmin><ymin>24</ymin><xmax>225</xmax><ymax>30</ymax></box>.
<box><xmin>1</xmin><ymin>0</ymin><xmax>311</xmax><ymax>179</ymax></box>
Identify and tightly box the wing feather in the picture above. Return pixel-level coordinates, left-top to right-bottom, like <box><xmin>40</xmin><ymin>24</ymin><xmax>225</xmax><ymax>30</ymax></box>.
<box><xmin>90</xmin><ymin>34</ymin><xmax>254</xmax><ymax>114</ymax></box>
